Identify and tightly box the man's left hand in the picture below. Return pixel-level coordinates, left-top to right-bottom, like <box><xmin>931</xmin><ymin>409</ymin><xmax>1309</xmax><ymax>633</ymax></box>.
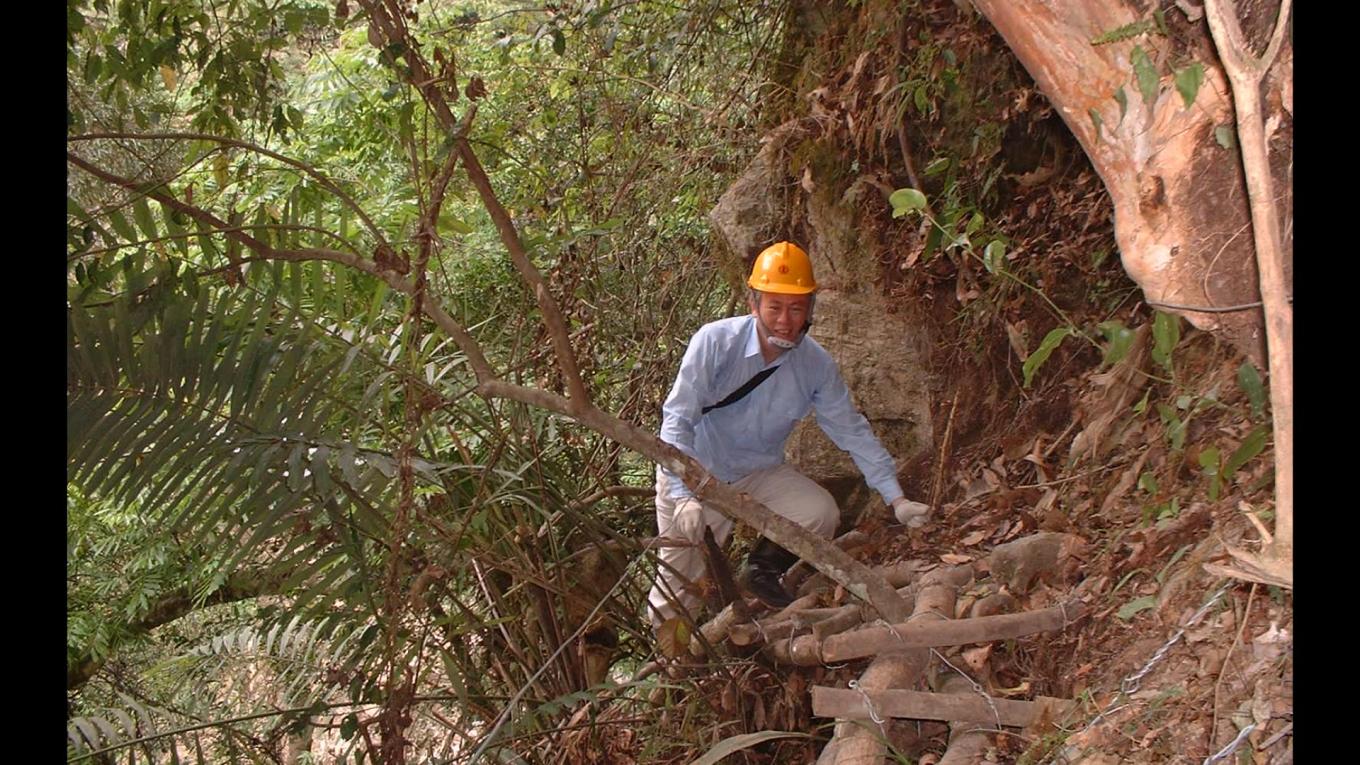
<box><xmin>892</xmin><ymin>497</ymin><xmax>931</xmax><ymax>528</ymax></box>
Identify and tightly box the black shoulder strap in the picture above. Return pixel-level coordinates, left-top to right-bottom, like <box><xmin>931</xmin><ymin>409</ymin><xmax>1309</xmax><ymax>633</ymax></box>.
<box><xmin>702</xmin><ymin>366</ymin><xmax>779</xmax><ymax>414</ymax></box>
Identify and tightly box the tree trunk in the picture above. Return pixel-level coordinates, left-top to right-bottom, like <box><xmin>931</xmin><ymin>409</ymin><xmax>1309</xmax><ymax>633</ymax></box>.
<box><xmin>970</xmin><ymin>0</ymin><xmax>1292</xmax><ymax>365</ymax></box>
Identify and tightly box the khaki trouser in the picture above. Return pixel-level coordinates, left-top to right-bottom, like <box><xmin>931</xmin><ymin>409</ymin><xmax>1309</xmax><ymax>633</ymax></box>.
<box><xmin>647</xmin><ymin>464</ymin><xmax>839</xmax><ymax>626</ymax></box>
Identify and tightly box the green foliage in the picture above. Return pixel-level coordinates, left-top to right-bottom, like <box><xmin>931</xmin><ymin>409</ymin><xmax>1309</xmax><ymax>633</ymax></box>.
<box><xmin>1091</xmin><ymin>19</ymin><xmax>1160</xmax><ymax>46</ymax></box>
<box><xmin>1199</xmin><ymin>445</ymin><xmax>1222</xmax><ymax>500</ymax></box>
<box><xmin>1097</xmin><ymin>320</ymin><xmax>1135</xmax><ymax>365</ymax></box>
<box><xmin>1236</xmin><ymin>361</ymin><xmax>1267</xmax><ymax>420</ymax></box>
<box><xmin>1174</xmin><ymin>62</ymin><xmax>1205</xmax><ymax>108</ymax></box>
<box><xmin>1151</xmin><ymin>311</ymin><xmax>1181</xmax><ymax>372</ymax></box>
<box><xmin>983</xmin><ymin>239</ymin><xmax>1006</xmax><ymax>274</ymax></box>
<box><xmin>68</xmin><ymin>0</ymin><xmax>780</xmax><ymax>760</ymax></box>
<box><xmin>690</xmin><ymin>731</ymin><xmax>813</xmax><ymax>765</ymax></box>
<box><xmin>889</xmin><ymin>187</ymin><xmax>927</xmax><ymax>217</ymax></box>
<box><xmin>1224</xmin><ymin>424</ymin><xmax>1270</xmax><ymax>480</ymax></box>
<box><xmin>1023</xmin><ymin>326</ymin><xmax>1075</xmax><ymax>388</ymax></box>
<box><xmin>1131</xmin><ymin>45</ymin><xmax>1159</xmax><ymax>106</ymax></box>
<box><xmin>1117</xmin><ymin>595</ymin><xmax>1158</xmax><ymax>620</ymax></box>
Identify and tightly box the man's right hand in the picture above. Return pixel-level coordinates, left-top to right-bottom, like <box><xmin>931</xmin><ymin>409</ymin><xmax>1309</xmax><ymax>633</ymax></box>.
<box><xmin>892</xmin><ymin>497</ymin><xmax>931</xmax><ymax>528</ymax></box>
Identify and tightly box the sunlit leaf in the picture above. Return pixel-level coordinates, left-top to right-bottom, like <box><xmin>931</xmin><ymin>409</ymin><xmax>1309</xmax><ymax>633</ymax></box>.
<box><xmin>889</xmin><ymin>188</ymin><xmax>927</xmax><ymax>218</ymax></box>
<box><xmin>1117</xmin><ymin>595</ymin><xmax>1158</xmax><ymax>621</ymax></box>
<box><xmin>688</xmin><ymin>732</ymin><xmax>811</xmax><ymax>765</ymax></box>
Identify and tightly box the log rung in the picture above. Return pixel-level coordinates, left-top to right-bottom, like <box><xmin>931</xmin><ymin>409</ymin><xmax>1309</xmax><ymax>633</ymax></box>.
<box><xmin>811</xmin><ymin>686</ymin><xmax>1075</xmax><ymax>728</ymax></box>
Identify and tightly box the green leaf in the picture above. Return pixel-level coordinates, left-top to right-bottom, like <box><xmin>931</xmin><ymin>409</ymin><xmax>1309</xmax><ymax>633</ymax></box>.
<box><xmin>1133</xmin><ymin>389</ymin><xmax>1150</xmax><ymax>415</ymax></box>
<box><xmin>1132</xmin><ymin>45</ymin><xmax>1159</xmax><ymax>106</ymax></box>
<box><xmin>366</xmin><ymin>281</ymin><xmax>390</xmax><ymax>327</ymax></box>
<box><xmin>1138</xmin><ymin>471</ymin><xmax>1158</xmax><ymax>495</ymax></box>
<box><xmin>889</xmin><ymin>188</ymin><xmax>927</xmax><ymax>218</ymax></box>
<box><xmin>1114</xmin><ymin>86</ymin><xmax>1128</xmax><ymax>123</ymax></box>
<box><xmin>1236</xmin><ymin>361</ymin><xmax>1266</xmax><ymax>420</ymax></box>
<box><xmin>983</xmin><ymin>240</ymin><xmax>1005</xmax><ymax>274</ymax></box>
<box><xmin>1156</xmin><ymin>543</ymin><xmax>1192</xmax><ymax>584</ymax></box>
<box><xmin>1215</xmin><ymin>125</ymin><xmax>1236</xmax><ymax>149</ymax></box>
<box><xmin>1097</xmin><ymin>320</ymin><xmax>1134</xmax><ymax>365</ymax></box>
<box><xmin>552</xmin><ymin>28</ymin><xmax>566</xmax><ymax>56</ymax></box>
<box><xmin>1224</xmin><ymin>425</ymin><xmax>1270</xmax><ymax>479</ymax></box>
<box><xmin>1156</xmin><ymin>403</ymin><xmax>1187</xmax><ymax>450</ymax></box>
<box><xmin>1174</xmin><ymin>62</ymin><xmax>1205</xmax><ymax>107</ymax></box>
<box><xmin>340</xmin><ymin>714</ymin><xmax>359</xmax><ymax>741</ymax></box>
<box><xmin>924</xmin><ymin>157</ymin><xmax>950</xmax><ymax>176</ymax></box>
<box><xmin>1022</xmin><ymin>326</ymin><xmax>1074</xmax><ymax>389</ymax></box>
<box><xmin>1091</xmin><ymin>19</ymin><xmax>1156</xmax><ymax>45</ymax></box>
<box><xmin>688</xmin><ymin>732</ymin><xmax>811</xmax><ymax>765</ymax></box>
<box><xmin>107</xmin><ymin>209</ymin><xmax>138</xmax><ymax>243</ymax></box>
<box><xmin>1117</xmin><ymin>595</ymin><xmax>1158</xmax><ymax>621</ymax></box>
<box><xmin>1088</xmin><ymin>107</ymin><xmax>1104</xmax><ymax>139</ymax></box>
<box><xmin>1199</xmin><ymin>446</ymin><xmax>1221</xmax><ymax>500</ymax></box>
<box><xmin>965</xmin><ymin>211</ymin><xmax>985</xmax><ymax>236</ymax></box>
<box><xmin>1151</xmin><ymin>311</ymin><xmax>1180</xmax><ymax>371</ymax></box>
<box><xmin>438</xmin><ymin>212</ymin><xmax>474</xmax><ymax>236</ymax></box>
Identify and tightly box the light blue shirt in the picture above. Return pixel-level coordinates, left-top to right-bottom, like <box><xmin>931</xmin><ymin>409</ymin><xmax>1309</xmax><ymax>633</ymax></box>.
<box><xmin>659</xmin><ymin>315</ymin><xmax>905</xmax><ymax>505</ymax></box>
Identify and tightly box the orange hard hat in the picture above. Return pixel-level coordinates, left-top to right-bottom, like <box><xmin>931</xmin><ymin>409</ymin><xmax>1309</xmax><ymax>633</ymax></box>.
<box><xmin>747</xmin><ymin>241</ymin><xmax>817</xmax><ymax>294</ymax></box>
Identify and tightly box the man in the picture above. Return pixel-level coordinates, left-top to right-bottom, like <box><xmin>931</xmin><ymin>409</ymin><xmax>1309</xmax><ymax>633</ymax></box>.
<box><xmin>649</xmin><ymin>241</ymin><xmax>930</xmax><ymax>629</ymax></box>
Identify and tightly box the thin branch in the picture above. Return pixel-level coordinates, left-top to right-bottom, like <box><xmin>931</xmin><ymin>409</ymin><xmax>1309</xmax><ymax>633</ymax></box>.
<box><xmin>457</xmin><ymin>139</ymin><xmax>591</xmax><ymax>408</ymax></box>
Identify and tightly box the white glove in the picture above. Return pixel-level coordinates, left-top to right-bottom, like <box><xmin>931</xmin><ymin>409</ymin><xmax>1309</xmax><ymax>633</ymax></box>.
<box><xmin>892</xmin><ymin>498</ymin><xmax>931</xmax><ymax>528</ymax></box>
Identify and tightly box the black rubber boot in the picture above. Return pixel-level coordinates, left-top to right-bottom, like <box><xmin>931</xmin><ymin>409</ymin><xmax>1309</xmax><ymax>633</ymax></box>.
<box><xmin>739</xmin><ymin>538</ymin><xmax>800</xmax><ymax>609</ymax></box>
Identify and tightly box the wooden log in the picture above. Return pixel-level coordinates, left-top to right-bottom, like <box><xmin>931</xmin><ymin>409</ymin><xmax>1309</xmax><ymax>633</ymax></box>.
<box><xmin>812</xmin><ymin>607</ymin><xmax>866</xmax><ymax>641</ymax></box>
<box><xmin>731</xmin><ymin>604</ymin><xmax>866</xmax><ymax>646</ymax></box>
<box><xmin>780</xmin><ymin>600</ymin><xmax>1085</xmax><ymax>666</ymax></box>
<box><xmin>797</xmin><ymin>558</ymin><xmax>924</xmax><ymax>597</ymax></box>
<box><xmin>785</xmin><ymin>531</ymin><xmax>872</xmax><ymax>591</ymax></box>
<box><xmin>935</xmin><ymin>674</ymin><xmax>996</xmax><ymax>765</ymax></box>
<box><xmin>688</xmin><ymin>602</ymin><xmax>748</xmax><ymax>657</ymax></box>
<box><xmin>811</xmin><ymin>686</ymin><xmax>1075</xmax><ymax>728</ymax></box>
<box><xmin>830</xmin><ymin>567</ymin><xmax>969</xmax><ymax>764</ymax></box>
<box><xmin>969</xmin><ymin>592</ymin><xmax>1017</xmax><ymax>619</ymax></box>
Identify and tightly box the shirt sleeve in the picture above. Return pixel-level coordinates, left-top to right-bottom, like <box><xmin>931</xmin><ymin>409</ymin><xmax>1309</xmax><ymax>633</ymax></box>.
<box><xmin>811</xmin><ymin>357</ymin><xmax>905</xmax><ymax>505</ymax></box>
<box><xmin>657</xmin><ymin>327</ymin><xmax>718</xmax><ymax>501</ymax></box>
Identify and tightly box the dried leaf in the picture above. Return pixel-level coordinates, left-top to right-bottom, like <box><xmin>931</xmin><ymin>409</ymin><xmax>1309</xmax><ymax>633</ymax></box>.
<box><xmin>941</xmin><ymin>553</ymin><xmax>974</xmax><ymax>565</ymax></box>
<box><xmin>963</xmin><ymin>644</ymin><xmax>992</xmax><ymax>672</ymax></box>
<box><xmin>655</xmin><ymin>617</ymin><xmax>690</xmax><ymax>659</ymax></box>
<box><xmin>721</xmin><ymin>680</ymin><xmax>738</xmax><ymax>714</ymax></box>
<box><xmin>960</xmin><ymin>529</ymin><xmax>989</xmax><ymax>547</ymax></box>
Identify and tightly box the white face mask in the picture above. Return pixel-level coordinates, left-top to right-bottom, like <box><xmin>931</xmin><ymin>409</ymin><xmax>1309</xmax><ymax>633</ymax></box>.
<box><xmin>766</xmin><ymin>333</ymin><xmax>799</xmax><ymax>350</ymax></box>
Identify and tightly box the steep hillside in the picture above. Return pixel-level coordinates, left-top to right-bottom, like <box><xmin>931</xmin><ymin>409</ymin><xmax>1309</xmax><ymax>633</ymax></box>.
<box><xmin>688</xmin><ymin>1</ymin><xmax>1292</xmax><ymax>762</ymax></box>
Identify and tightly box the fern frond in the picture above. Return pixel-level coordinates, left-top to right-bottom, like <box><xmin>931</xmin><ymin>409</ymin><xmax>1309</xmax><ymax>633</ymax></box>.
<box><xmin>1091</xmin><ymin>19</ymin><xmax>1159</xmax><ymax>45</ymax></box>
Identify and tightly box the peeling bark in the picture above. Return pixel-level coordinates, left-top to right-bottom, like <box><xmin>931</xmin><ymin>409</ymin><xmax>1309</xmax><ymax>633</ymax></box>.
<box><xmin>971</xmin><ymin>0</ymin><xmax>1292</xmax><ymax>363</ymax></box>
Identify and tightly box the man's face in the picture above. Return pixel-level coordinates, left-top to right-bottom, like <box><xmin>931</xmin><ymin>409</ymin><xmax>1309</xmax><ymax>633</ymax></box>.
<box><xmin>751</xmin><ymin>291</ymin><xmax>812</xmax><ymax>344</ymax></box>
